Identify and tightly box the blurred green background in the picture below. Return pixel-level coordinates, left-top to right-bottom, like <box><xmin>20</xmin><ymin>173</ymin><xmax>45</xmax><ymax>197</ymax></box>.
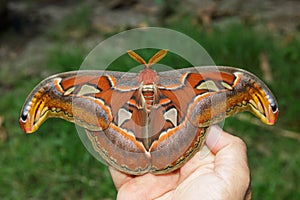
<box><xmin>0</xmin><ymin>0</ymin><xmax>299</xmax><ymax>199</ymax></box>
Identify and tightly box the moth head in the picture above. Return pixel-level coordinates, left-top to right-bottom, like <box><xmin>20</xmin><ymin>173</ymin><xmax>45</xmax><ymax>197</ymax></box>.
<box><xmin>127</xmin><ymin>49</ymin><xmax>167</xmax><ymax>84</ymax></box>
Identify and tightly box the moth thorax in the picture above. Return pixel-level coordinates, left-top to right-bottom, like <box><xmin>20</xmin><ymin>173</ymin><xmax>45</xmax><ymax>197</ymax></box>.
<box><xmin>142</xmin><ymin>84</ymin><xmax>156</xmax><ymax>112</ymax></box>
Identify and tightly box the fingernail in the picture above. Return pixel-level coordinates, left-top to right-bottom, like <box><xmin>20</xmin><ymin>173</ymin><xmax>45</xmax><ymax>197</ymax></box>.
<box><xmin>205</xmin><ymin>125</ymin><xmax>222</xmax><ymax>150</ymax></box>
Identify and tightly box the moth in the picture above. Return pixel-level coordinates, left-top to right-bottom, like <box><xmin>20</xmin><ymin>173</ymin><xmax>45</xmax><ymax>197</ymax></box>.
<box><xmin>19</xmin><ymin>49</ymin><xmax>279</xmax><ymax>175</ymax></box>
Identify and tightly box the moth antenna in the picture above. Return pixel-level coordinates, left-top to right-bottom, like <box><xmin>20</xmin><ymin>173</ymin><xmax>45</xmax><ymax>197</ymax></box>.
<box><xmin>127</xmin><ymin>49</ymin><xmax>168</xmax><ymax>69</ymax></box>
<box><xmin>148</xmin><ymin>49</ymin><xmax>168</xmax><ymax>67</ymax></box>
<box><xmin>127</xmin><ymin>50</ymin><xmax>147</xmax><ymax>67</ymax></box>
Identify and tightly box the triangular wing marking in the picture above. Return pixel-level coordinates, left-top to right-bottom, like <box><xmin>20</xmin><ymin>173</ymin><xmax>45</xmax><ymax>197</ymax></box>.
<box><xmin>77</xmin><ymin>84</ymin><xmax>101</xmax><ymax>96</ymax></box>
<box><xmin>117</xmin><ymin>108</ymin><xmax>132</xmax><ymax>126</ymax></box>
<box><xmin>163</xmin><ymin>108</ymin><xmax>178</xmax><ymax>126</ymax></box>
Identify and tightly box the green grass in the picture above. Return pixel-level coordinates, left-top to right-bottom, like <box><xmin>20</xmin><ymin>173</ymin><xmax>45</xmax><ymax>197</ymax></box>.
<box><xmin>46</xmin><ymin>44</ymin><xmax>86</xmax><ymax>72</ymax></box>
<box><xmin>1</xmin><ymin>10</ymin><xmax>299</xmax><ymax>200</ymax></box>
<box><xmin>46</xmin><ymin>3</ymin><xmax>92</xmax><ymax>41</ymax></box>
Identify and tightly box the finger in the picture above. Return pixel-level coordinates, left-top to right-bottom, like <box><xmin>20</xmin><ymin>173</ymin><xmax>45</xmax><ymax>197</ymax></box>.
<box><xmin>117</xmin><ymin>172</ymin><xmax>178</xmax><ymax>200</ymax></box>
<box><xmin>206</xmin><ymin>126</ymin><xmax>251</xmax><ymax>199</ymax></box>
<box><xmin>109</xmin><ymin>167</ymin><xmax>134</xmax><ymax>191</ymax></box>
<box><xmin>109</xmin><ymin>167</ymin><xmax>179</xmax><ymax>200</ymax></box>
<box><xmin>178</xmin><ymin>126</ymin><xmax>221</xmax><ymax>181</ymax></box>
<box><xmin>205</xmin><ymin>125</ymin><xmax>222</xmax><ymax>152</ymax></box>
<box><xmin>178</xmin><ymin>145</ymin><xmax>215</xmax><ymax>182</ymax></box>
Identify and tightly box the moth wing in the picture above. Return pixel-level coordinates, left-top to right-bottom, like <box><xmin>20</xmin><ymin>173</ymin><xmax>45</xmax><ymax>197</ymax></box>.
<box><xmin>157</xmin><ymin>66</ymin><xmax>278</xmax><ymax>127</ymax></box>
<box><xmin>19</xmin><ymin>70</ymin><xmax>140</xmax><ymax>133</ymax></box>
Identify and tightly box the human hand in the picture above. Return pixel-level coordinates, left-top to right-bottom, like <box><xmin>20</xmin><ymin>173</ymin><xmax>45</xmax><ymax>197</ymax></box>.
<box><xmin>109</xmin><ymin>125</ymin><xmax>251</xmax><ymax>200</ymax></box>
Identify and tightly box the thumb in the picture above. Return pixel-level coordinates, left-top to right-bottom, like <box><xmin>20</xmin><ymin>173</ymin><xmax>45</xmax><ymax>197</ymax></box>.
<box><xmin>205</xmin><ymin>125</ymin><xmax>251</xmax><ymax>199</ymax></box>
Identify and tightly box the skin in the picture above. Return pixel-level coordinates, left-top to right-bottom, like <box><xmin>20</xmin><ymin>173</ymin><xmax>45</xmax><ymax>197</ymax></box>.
<box><xmin>109</xmin><ymin>125</ymin><xmax>251</xmax><ymax>200</ymax></box>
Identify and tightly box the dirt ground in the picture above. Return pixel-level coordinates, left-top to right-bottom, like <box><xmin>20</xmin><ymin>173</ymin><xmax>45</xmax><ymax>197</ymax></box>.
<box><xmin>0</xmin><ymin>0</ymin><xmax>299</xmax><ymax>87</ymax></box>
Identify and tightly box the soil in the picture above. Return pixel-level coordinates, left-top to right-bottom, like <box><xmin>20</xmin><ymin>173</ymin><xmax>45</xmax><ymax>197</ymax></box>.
<box><xmin>0</xmin><ymin>0</ymin><xmax>299</xmax><ymax>85</ymax></box>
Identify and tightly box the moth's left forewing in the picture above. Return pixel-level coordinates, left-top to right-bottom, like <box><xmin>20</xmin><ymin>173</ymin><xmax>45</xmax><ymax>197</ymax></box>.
<box><xmin>19</xmin><ymin>70</ymin><xmax>141</xmax><ymax>133</ymax></box>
